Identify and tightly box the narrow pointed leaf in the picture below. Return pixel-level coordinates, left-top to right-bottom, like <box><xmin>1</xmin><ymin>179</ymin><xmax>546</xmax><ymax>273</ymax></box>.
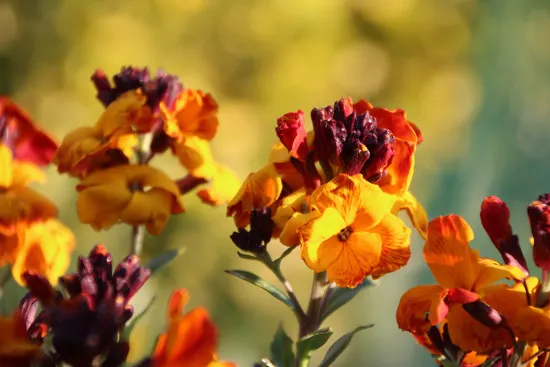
<box><xmin>237</xmin><ymin>252</ymin><xmax>261</xmax><ymax>261</ymax></box>
<box><xmin>296</xmin><ymin>328</ymin><xmax>333</xmax><ymax>366</ymax></box>
<box><xmin>225</xmin><ymin>270</ymin><xmax>295</xmax><ymax>311</ymax></box>
<box><xmin>318</xmin><ymin>325</ymin><xmax>374</xmax><ymax>367</ymax></box>
<box><xmin>270</xmin><ymin>325</ymin><xmax>295</xmax><ymax>367</ymax></box>
<box><xmin>145</xmin><ymin>248</ymin><xmax>185</xmax><ymax>276</ymax></box>
<box><xmin>122</xmin><ymin>296</ymin><xmax>156</xmax><ymax>340</ymax></box>
<box><xmin>321</xmin><ymin>277</ymin><xmax>375</xmax><ymax>321</ymax></box>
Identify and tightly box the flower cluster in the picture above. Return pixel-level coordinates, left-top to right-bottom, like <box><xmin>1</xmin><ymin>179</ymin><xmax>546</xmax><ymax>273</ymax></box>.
<box><xmin>54</xmin><ymin>66</ymin><xmax>240</xmax><ymax>235</ymax></box>
<box><xmin>396</xmin><ymin>196</ymin><xmax>550</xmax><ymax>366</ymax></box>
<box><xmin>228</xmin><ymin>98</ymin><xmax>427</xmax><ymax>287</ymax></box>
<box><xmin>0</xmin><ymin>97</ymin><xmax>74</xmax><ymax>285</ymax></box>
<box><xmin>0</xmin><ymin>245</ymin><xmax>235</xmax><ymax>367</ymax></box>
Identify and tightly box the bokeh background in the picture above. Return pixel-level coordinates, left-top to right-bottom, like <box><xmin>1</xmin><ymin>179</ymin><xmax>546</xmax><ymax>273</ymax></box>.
<box><xmin>1</xmin><ymin>0</ymin><xmax>549</xmax><ymax>365</ymax></box>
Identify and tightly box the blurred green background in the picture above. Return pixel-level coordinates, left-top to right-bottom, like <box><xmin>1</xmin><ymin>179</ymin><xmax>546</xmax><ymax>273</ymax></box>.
<box><xmin>1</xmin><ymin>0</ymin><xmax>549</xmax><ymax>365</ymax></box>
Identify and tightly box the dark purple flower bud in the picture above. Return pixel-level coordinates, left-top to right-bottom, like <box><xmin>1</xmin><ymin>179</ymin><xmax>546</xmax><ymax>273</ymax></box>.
<box><xmin>361</xmin><ymin>128</ymin><xmax>395</xmax><ymax>182</ymax></box>
<box><xmin>91</xmin><ymin>66</ymin><xmax>183</xmax><ymax>113</ymax></box>
<box><xmin>426</xmin><ymin>325</ymin><xmax>445</xmax><ymax>354</ymax></box>
<box><xmin>462</xmin><ymin>300</ymin><xmax>506</xmax><ymax>329</ymax></box>
<box><xmin>311</xmin><ymin>98</ymin><xmax>396</xmax><ymax>179</ymax></box>
<box><xmin>528</xmin><ymin>194</ymin><xmax>550</xmax><ymax>271</ymax></box>
<box><xmin>230</xmin><ymin>208</ymin><xmax>274</xmax><ymax>254</ymax></box>
<box><xmin>24</xmin><ymin>245</ymin><xmax>150</xmax><ymax>367</ymax></box>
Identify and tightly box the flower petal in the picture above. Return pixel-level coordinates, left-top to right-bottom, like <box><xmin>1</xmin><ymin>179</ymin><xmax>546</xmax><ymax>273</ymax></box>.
<box><xmin>473</xmin><ymin>258</ymin><xmax>526</xmax><ymax>291</ymax></box>
<box><xmin>446</xmin><ymin>305</ymin><xmax>514</xmax><ymax>353</ymax></box>
<box><xmin>396</xmin><ymin>284</ymin><xmax>444</xmax><ymax>334</ymax></box>
<box><xmin>392</xmin><ymin>191</ymin><xmax>428</xmax><ymax>240</ymax></box>
<box><xmin>370</xmin><ymin>213</ymin><xmax>412</xmax><ymax>279</ymax></box>
<box><xmin>311</xmin><ymin>174</ymin><xmax>395</xmax><ymax>227</ymax></box>
<box><xmin>299</xmin><ymin>207</ymin><xmax>346</xmax><ymax>272</ymax></box>
<box><xmin>423</xmin><ymin>215</ymin><xmax>478</xmax><ymax>290</ymax></box>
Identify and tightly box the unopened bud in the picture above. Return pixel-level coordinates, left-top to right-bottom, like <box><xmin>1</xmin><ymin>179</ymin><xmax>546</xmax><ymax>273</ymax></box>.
<box><xmin>528</xmin><ymin>194</ymin><xmax>550</xmax><ymax>271</ymax></box>
<box><xmin>462</xmin><ymin>300</ymin><xmax>506</xmax><ymax>329</ymax></box>
<box><xmin>480</xmin><ymin>196</ymin><xmax>512</xmax><ymax>248</ymax></box>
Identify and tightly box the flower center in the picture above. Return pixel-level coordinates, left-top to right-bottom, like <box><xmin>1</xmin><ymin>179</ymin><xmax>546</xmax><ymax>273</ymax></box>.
<box><xmin>337</xmin><ymin>226</ymin><xmax>353</xmax><ymax>241</ymax></box>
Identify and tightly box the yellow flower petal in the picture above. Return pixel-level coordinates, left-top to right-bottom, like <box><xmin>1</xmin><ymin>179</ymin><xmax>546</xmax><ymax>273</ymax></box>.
<box><xmin>392</xmin><ymin>191</ymin><xmax>428</xmax><ymax>240</ymax></box>
<box><xmin>370</xmin><ymin>213</ymin><xmax>412</xmax><ymax>279</ymax></box>
<box><xmin>299</xmin><ymin>207</ymin><xmax>346</xmax><ymax>271</ymax></box>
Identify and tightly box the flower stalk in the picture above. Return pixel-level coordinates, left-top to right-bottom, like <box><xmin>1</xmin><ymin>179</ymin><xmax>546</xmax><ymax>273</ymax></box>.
<box><xmin>300</xmin><ymin>271</ymin><xmax>328</xmax><ymax>338</ymax></box>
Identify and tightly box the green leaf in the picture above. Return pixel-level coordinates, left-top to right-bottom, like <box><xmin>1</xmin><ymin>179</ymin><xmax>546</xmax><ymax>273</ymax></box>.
<box><xmin>237</xmin><ymin>252</ymin><xmax>260</xmax><ymax>261</ymax></box>
<box><xmin>122</xmin><ymin>296</ymin><xmax>156</xmax><ymax>340</ymax></box>
<box><xmin>296</xmin><ymin>328</ymin><xmax>333</xmax><ymax>367</ymax></box>
<box><xmin>270</xmin><ymin>324</ymin><xmax>295</xmax><ymax>367</ymax></box>
<box><xmin>145</xmin><ymin>248</ymin><xmax>185</xmax><ymax>276</ymax></box>
<box><xmin>225</xmin><ymin>270</ymin><xmax>296</xmax><ymax>311</ymax></box>
<box><xmin>320</xmin><ymin>277</ymin><xmax>375</xmax><ymax>321</ymax></box>
<box><xmin>317</xmin><ymin>325</ymin><xmax>374</xmax><ymax>367</ymax></box>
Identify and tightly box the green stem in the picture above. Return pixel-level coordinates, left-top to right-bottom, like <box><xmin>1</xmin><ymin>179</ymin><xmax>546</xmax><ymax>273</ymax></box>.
<box><xmin>259</xmin><ymin>252</ymin><xmax>306</xmax><ymax>323</ymax></box>
<box><xmin>130</xmin><ymin>225</ymin><xmax>146</xmax><ymax>256</ymax></box>
<box><xmin>299</xmin><ymin>271</ymin><xmax>327</xmax><ymax>338</ymax></box>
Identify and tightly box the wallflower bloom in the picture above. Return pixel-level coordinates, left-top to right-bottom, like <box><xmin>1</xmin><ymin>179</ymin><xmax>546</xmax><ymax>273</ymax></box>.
<box><xmin>299</xmin><ymin>174</ymin><xmax>411</xmax><ymax>287</ymax></box>
<box><xmin>11</xmin><ymin>219</ymin><xmax>74</xmax><ymax>286</ymax></box>
<box><xmin>396</xmin><ymin>215</ymin><xmax>526</xmax><ymax>353</ymax></box>
<box><xmin>54</xmin><ymin>93</ymin><xmax>139</xmax><ymax>178</ymax></box>
<box><xmin>150</xmin><ymin>289</ymin><xmax>236</xmax><ymax>367</ymax></box>
<box><xmin>0</xmin><ymin>144</ymin><xmax>57</xmax><ymax>263</ymax></box>
<box><xmin>0</xmin><ymin>96</ymin><xmax>58</xmax><ymax>166</ymax></box>
<box><xmin>354</xmin><ymin>99</ymin><xmax>427</xmax><ymax>239</ymax></box>
<box><xmin>162</xmin><ymin>89</ymin><xmax>219</xmax><ymax>142</ymax></box>
<box><xmin>227</xmin><ymin>164</ymin><xmax>283</xmax><ymax>227</ymax></box>
<box><xmin>76</xmin><ymin>165</ymin><xmax>184</xmax><ymax>234</ymax></box>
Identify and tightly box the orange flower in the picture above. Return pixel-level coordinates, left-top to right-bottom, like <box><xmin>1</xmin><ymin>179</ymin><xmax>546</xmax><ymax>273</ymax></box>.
<box><xmin>227</xmin><ymin>164</ymin><xmax>283</xmax><ymax>227</ymax></box>
<box><xmin>355</xmin><ymin>100</ymin><xmax>428</xmax><ymax>239</ymax></box>
<box><xmin>151</xmin><ymin>289</ymin><xmax>236</xmax><ymax>367</ymax></box>
<box><xmin>511</xmin><ymin>298</ymin><xmax>550</xmax><ymax>348</ymax></box>
<box><xmin>272</xmin><ymin>189</ymin><xmax>319</xmax><ymax>246</ymax></box>
<box><xmin>396</xmin><ymin>215</ymin><xmax>526</xmax><ymax>353</ymax></box>
<box><xmin>0</xmin><ymin>96</ymin><xmax>58</xmax><ymax>166</ymax></box>
<box><xmin>76</xmin><ymin>164</ymin><xmax>184</xmax><ymax>234</ymax></box>
<box><xmin>0</xmin><ymin>310</ymin><xmax>41</xmax><ymax>367</ymax></box>
<box><xmin>162</xmin><ymin>89</ymin><xmax>219</xmax><ymax>142</ymax></box>
<box><xmin>171</xmin><ymin>136</ymin><xmax>240</xmax><ymax>206</ymax></box>
<box><xmin>11</xmin><ymin>219</ymin><xmax>74</xmax><ymax>286</ymax></box>
<box><xmin>54</xmin><ymin>91</ymin><xmax>142</xmax><ymax>178</ymax></box>
<box><xmin>298</xmin><ymin>174</ymin><xmax>411</xmax><ymax>287</ymax></box>
<box><xmin>0</xmin><ymin>144</ymin><xmax>57</xmax><ymax>264</ymax></box>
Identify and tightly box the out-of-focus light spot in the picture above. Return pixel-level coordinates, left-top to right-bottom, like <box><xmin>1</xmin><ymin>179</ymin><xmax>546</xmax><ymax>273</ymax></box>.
<box><xmin>356</xmin><ymin>0</ymin><xmax>417</xmax><ymax>23</ymax></box>
<box><xmin>332</xmin><ymin>41</ymin><xmax>390</xmax><ymax>97</ymax></box>
<box><xmin>0</xmin><ymin>3</ymin><xmax>18</xmax><ymax>47</ymax></box>
<box><xmin>159</xmin><ymin>0</ymin><xmax>204</xmax><ymax>12</ymax></box>
<box><xmin>526</xmin><ymin>10</ymin><xmax>550</xmax><ymax>61</ymax></box>
<box><xmin>420</xmin><ymin>67</ymin><xmax>480</xmax><ymax>129</ymax></box>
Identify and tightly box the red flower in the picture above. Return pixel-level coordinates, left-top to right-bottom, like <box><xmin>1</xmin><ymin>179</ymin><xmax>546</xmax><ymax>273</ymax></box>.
<box><xmin>276</xmin><ymin>110</ymin><xmax>308</xmax><ymax>161</ymax></box>
<box><xmin>0</xmin><ymin>97</ymin><xmax>57</xmax><ymax>166</ymax></box>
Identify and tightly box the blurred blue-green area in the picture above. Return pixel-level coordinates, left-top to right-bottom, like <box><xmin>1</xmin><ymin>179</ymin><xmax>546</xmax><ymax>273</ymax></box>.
<box><xmin>1</xmin><ymin>0</ymin><xmax>549</xmax><ymax>365</ymax></box>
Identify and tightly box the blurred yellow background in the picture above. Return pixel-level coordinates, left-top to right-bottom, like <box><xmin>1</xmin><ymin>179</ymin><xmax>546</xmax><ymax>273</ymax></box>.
<box><xmin>2</xmin><ymin>0</ymin><xmax>550</xmax><ymax>365</ymax></box>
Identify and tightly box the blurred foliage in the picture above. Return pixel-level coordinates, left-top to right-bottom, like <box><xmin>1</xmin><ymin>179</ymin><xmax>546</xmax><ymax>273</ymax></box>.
<box><xmin>1</xmin><ymin>0</ymin><xmax>550</xmax><ymax>365</ymax></box>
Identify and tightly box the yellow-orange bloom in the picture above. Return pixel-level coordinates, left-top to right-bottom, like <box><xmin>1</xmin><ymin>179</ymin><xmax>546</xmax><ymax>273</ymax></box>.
<box><xmin>272</xmin><ymin>189</ymin><xmax>319</xmax><ymax>246</ymax></box>
<box><xmin>227</xmin><ymin>164</ymin><xmax>283</xmax><ymax>227</ymax></box>
<box><xmin>0</xmin><ymin>310</ymin><xmax>41</xmax><ymax>367</ymax></box>
<box><xmin>54</xmin><ymin>91</ymin><xmax>143</xmax><ymax>178</ymax></box>
<box><xmin>163</xmin><ymin>89</ymin><xmax>219</xmax><ymax>142</ymax></box>
<box><xmin>512</xmin><ymin>298</ymin><xmax>550</xmax><ymax>348</ymax></box>
<box><xmin>355</xmin><ymin>100</ymin><xmax>428</xmax><ymax>239</ymax></box>
<box><xmin>11</xmin><ymin>219</ymin><xmax>74</xmax><ymax>286</ymax></box>
<box><xmin>76</xmin><ymin>165</ymin><xmax>184</xmax><ymax>234</ymax></box>
<box><xmin>396</xmin><ymin>215</ymin><xmax>526</xmax><ymax>353</ymax></box>
<box><xmin>172</xmin><ymin>136</ymin><xmax>240</xmax><ymax>206</ymax></box>
<box><xmin>298</xmin><ymin>174</ymin><xmax>411</xmax><ymax>287</ymax></box>
<box><xmin>0</xmin><ymin>145</ymin><xmax>57</xmax><ymax>264</ymax></box>
<box><xmin>152</xmin><ymin>289</ymin><xmax>236</xmax><ymax>367</ymax></box>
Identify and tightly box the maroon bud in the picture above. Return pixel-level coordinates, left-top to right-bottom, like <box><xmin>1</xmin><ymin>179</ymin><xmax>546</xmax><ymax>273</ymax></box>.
<box><xmin>23</xmin><ymin>272</ymin><xmax>57</xmax><ymax>306</ymax></box>
<box><xmin>276</xmin><ymin>110</ymin><xmax>308</xmax><ymax>161</ymax></box>
<box><xmin>426</xmin><ymin>326</ymin><xmax>445</xmax><ymax>355</ymax></box>
<box><xmin>480</xmin><ymin>196</ymin><xmax>513</xmax><ymax>247</ymax></box>
<box><xmin>175</xmin><ymin>174</ymin><xmax>209</xmax><ymax>195</ymax></box>
<box><xmin>528</xmin><ymin>195</ymin><xmax>550</xmax><ymax>271</ymax></box>
<box><xmin>230</xmin><ymin>208</ymin><xmax>274</xmax><ymax>254</ymax></box>
<box><xmin>462</xmin><ymin>300</ymin><xmax>506</xmax><ymax>329</ymax></box>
